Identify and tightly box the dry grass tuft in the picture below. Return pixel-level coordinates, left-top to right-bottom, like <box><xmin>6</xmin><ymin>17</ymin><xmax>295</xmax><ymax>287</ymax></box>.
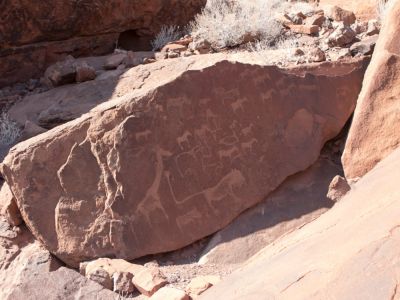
<box><xmin>0</xmin><ymin>113</ymin><xmax>21</xmax><ymax>146</ymax></box>
<box><xmin>151</xmin><ymin>25</ymin><xmax>182</xmax><ymax>51</ymax></box>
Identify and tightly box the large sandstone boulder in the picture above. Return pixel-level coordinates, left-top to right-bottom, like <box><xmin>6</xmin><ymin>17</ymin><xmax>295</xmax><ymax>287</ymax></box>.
<box><xmin>342</xmin><ymin>0</ymin><xmax>400</xmax><ymax>180</ymax></box>
<box><xmin>1</xmin><ymin>54</ymin><xmax>367</xmax><ymax>267</ymax></box>
<box><xmin>0</xmin><ymin>0</ymin><xmax>206</xmax><ymax>87</ymax></box>
<box><xmin>200</xmin><ymin>146</ymin><xmax>400</xmax><ymax>300</ymax></box>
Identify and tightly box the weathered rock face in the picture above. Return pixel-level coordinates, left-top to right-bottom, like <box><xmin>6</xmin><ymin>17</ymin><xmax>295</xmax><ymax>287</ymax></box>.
<box><xmin>0</xmin><ymin>0</ymin><xmax>206</xmax><ymax>87</ymax></box>
<box><xmin>342</xmin><ymin>1</ymin><xmax>400</xmax><ymax>180</ymax></box>
<box><xmin>200</xmin><ymin>147</ymin><xmax>400</xmax><ymax>300</ymax></box>
<box><xmin>0</xmin><ymin>221</ymin><xmax>62</xmax><ymax>299</ymax></box>
<box><xmin>1</xmin><ymin>55</ymin><xmax>368</xmax><ymax>267</ymax></box>
<box><xmin>6</xmin><ymin>267</ymin><xmax>119</xmax><ymax>300</ymax></box>
<box><xmin>198</xmin><ymin>156</ymin><xmax>340</xmax><ymax>265</ymax></box>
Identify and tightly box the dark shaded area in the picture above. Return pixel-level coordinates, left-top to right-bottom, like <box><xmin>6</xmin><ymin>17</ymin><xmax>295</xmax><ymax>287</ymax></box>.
<box><xmin>117</xmin><ymin>30</ymin><xmax>153</xmax><ymax>51</ymax></box>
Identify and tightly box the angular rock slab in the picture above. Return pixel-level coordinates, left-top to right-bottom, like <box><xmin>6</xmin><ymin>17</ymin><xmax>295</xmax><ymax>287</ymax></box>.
<box><xmin>6</xmin><ymin>267</ymin><xmax>119</xmax><ymax>300</ymax></box>
<box><xmin>199</xmin><ymin>146</ymin><xmax>400</xmax><ymax>300</ymax></box>
<box><xmin>1</xmin><ymin>56</ymin><xmax>368</xmax><ymax>267</ymax></box>
<box><xmin>343</xmin><ymin>1</ymin><xmax>400</xmax><ymax>180</ymax></box>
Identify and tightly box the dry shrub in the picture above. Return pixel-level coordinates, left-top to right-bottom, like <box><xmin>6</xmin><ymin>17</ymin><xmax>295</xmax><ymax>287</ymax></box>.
<box><xmin>0</xmin><ymin>113</ymin><xmax>21</xmax><ymax>146</ymax></box>
<box><xmin>190</xmin><ymin>0</ymin><xmax>285</xmax><ymax>49</ymax></box>
<box><xmin>151</xmin><ymin>25</ymin><xmax>182</xmax><ymax>51</ymax></box>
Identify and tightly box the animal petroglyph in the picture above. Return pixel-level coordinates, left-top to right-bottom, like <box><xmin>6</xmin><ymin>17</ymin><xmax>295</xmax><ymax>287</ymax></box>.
<box><xmin>0</xmin><ymin>57</ymin><xmax>367</xmax><ymax>266</ymax></box>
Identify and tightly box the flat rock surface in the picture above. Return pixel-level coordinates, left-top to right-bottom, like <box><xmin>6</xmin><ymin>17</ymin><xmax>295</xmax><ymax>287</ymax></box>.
<box><xmin>200</xmin><ymin>147</ymin><xmax>400</xmax><ymax>300</ymax></box>
<box><xmin>199</xmin><ymin>156</ymin><xmax>340</xmax><ymax>265</ymax></box>
<box><xmin>6</xmin><ymin>267</ymin><xmax>119</xmax><ymax>300</ymax></box>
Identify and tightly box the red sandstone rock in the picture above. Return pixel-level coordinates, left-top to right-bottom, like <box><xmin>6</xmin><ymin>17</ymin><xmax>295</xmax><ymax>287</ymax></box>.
<box><xmin>0</xmin><ymin>183</ymin><xmax>22</xmax><ymax>226</ymax></box>
<box><xmin>343</xmin><ymin>1</ymin><xmax>400</xmax><ymax>180</ymax></box>
<box><xmin>150</xmin><ymin>287</ymin><xmax>190</xmax><ymax>300</ymax></box>
<box><xmin>113</xmin><ymin>272</ymin><xmax>135</xmax><ymax>294</ymax></box>
<box><xmin>0</xmin><ymin>0</ymin><xmax>206</xmax><ymax>87</ymax></box>
<box><xmin>288</xmin><ymin>24</ymin><xmax>320</xmax><ymax>35</ymax></box>
<box><xmin>0</xmin><ymin>223</ymin><xmax>63</xmax><ymax>299</ymax></box>
<box><xmin>200</xmin><ymin>147</ymin><xmax>400</xmax><ymax>300</ymax></box>
<box><xmin>326</xmin><ymin>175</ymin><xmax>350</xmax><ymax>202</ymax></box>
<box><xmin>6</xmin><ymin>267</ymin><xmax>117</xmax><ymax>300</ymax></box>
<box><xmin>186</xmin><ymin>275</ymin><xmax>221</xmax><ymax>296</ymax></box>
<box><xmin>75</xmin><ymin>62</ymin><xmax>96</xmax><ymax>83</ymax></box>
<box><xmin>1</xmin><ymin>54</ymin><xmax>367</xmax><ymax>267</ymax></box>
<box><xmin>132</xmin><ymin>268</ymin><xmax>168</xmax><ymax>296</ymax></box>
<box><xmin>328</xmin><ymin>23</ymin><xmax>356</xmax><ymax>47</ymax></box>
<box><xmin>199</xmin><ymin>157</ymin><xmax>340</xmax><ymax>265</ymax></box>
<box><xmin>324</xmin><ymin>5</ymin><xmax>356</xmax><ymax>25</ymax></box>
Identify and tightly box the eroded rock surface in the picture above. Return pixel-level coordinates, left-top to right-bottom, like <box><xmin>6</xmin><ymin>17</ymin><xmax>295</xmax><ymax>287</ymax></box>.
<box><xmin>199</xmin><ymin>156</ymin><xmax>340</xmax><ymax>265</ymax></box>
<box><xmin>200</xmin><ymin>146</ymin><xmax>400</xmax><ymax>300</ymax></box>
<box><xmin>0</xmin><ymin>221</ymin><xmax>62</xmax><ymax>299</ymax></box>
<box><xmin>7</xmin><ymin>267</ymin><xmax>119</xmax><ymax>300</ymax></box>
<box><xmin>1</xmin><ymin>54</ymin><xmax>367</xmax><ymax>267</ymax></box>
<box><xmin>0</xmin><ymin>0</ymin><xmax>206</xmax><ymax>87</ymax></box>
<box><xmin>343</xmin><ymin>1</ymin><xmax>400</xmax><ymax>180</ymax></box>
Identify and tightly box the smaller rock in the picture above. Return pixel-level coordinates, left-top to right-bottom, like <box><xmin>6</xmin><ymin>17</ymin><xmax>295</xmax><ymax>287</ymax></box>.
<box><xmin>189</xmin><ymin>38</ymin><xmax>212</xmax><ymax>54</ymax></box>
<box><xmin>103</xmin><ymin>53</ymin><xmax>127</xmax><ymax>70</ymax></box>
<box><xmin>351</xmin><ymin>21</ymin><xmax>368</xmax><ymax>34</ymax></box>
<box><xmin>186</xmin><ymin>275</ymin><xmax>221</xmax><ymax>296</ymax></box>
<box><xmin>143</xmin><ymin>57</ymin><xmax>157</xmax><ymax>64</ymax></box>
<box><xmin>288</xmin><ymin>12</ymin><xmax>304</xmax><ymax>25</ymax></box>
<box><xmin>328</xmin><ymin>23</ymin><xmax>356</xmax><ymax>47</ymax></box>
<box><xmin>168</xmin><ymin>52</ymin><xmax>180</xmax><ymax>59</ymax></box>
<box><xmin>276</xmin><ymin>13</ymin><xmax>294</xmax><ymax>27</ymax></box>
<box><xmin>293</xmin><ymin>48</ymin><xmax>305</xmax><ymax>56</ymax></box>
<box><xmin>183</xmin><ymin>51</ymin><xmax>194</xmax><ymax>57</ymax></box>
<box><xmin>161</xmin><ymin>43</ymin><xmax>187</xmax><ymax>53</ymax></box>
<box><xmin>18</xmin><ymin>120</ymin><xmax>47</xmax><ymax>142</ymax></box>
<box><xmin>87</xmin><ymin>267</ymin><xmax>113</xmax><ymax>290</ymax></box>
<box><xmin>75</xmin><ymin>62</ymin><xmax>96</xmax><ymax>83</ymax></box>
<box><xmin>144</xmin><ymin>260</ymin><xmax>159</xmax><ymax>268</ymax></box>
<box><xmin>0</xmin><ymin>182</ymin><xmax>22</xmax><ymax>226</ymax></box>
<box><xmin>324</xmin><ymin>5</ymin><xmax>356</xmax><ymax>26</ymax></box>
<box><xmin>84</xmin><ymin>258</ymin><xmax>143</xmax><ymax>277</ymax></box>
<box><xmin>288</xmin><ymin>24</ymin><xmax>319</xmax><ymax>35</ymax></box>
<box><xmin>327</xmin><ymin>175</ymin><xmax>350</xmax><ymax>202</ymax></box>
<box><xmin>132</xmin><ymin>267</ymin><xmax>168</xmax><ymax>296</ymax></box>
<box><xmin>79</xmin><ymin>261</ymin><xmax>89</xmax><ymax>276</ymax></box>
<box><xmin>170</xmin><ymin>37</ymin><xmax>193</xmax><ymax>46</ymax></box>
<box><xmin>113</xmin><ymin>272</ymin><xmax>135</xmax><ymax>294</ymax></box>
<box><xmin>123</xmin><ymin>51</ymin><xmax>155</xmax><ymax>67</ymax></box>
<box><xmin>150</xmin><ymin>287</ymin><xmax>189</xmax><ymax>300</ymax></box>
<box><xmin>44</xmin><ymin>56</ymin><xmax>76</xmax><ymax>86</ymax></box>
<box><xmin>366</xmin><ymin>19</ymin><xmax>380</xmax><ymax>36</ymax></box>
<box><xmin>308</xmin><ymin>48</ymin><xmax>326</xmax><ymax>62</ymax></box>
<box><xmin>305</xmin><ymin>14</ymin><xmax>325</xmax><ymax>27</ymax></box>
<box><xmin>350</xmin><ymin>35</ymin><xmax>378</xmax><ymax>56</ymax></box>
<box><xmin>329</xmin><ymin>48</ymin><xmax>351</xmax><ymax>61</ymax></box>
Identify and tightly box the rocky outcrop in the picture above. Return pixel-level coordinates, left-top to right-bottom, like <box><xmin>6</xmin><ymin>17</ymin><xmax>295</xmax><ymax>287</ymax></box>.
<box><xmin>0</xmin><ymin>221</ymin><xmax>62</xmax><ymax>299</ymax></box>
<box><xmin>1</xmin><ymin>54</ymin><xmax>368</xmax><ymax>267</ymax></box>
<box><xmin>0</xmin><ymin>0</ymin><xmax>206</xmax><ymax>87</ymax></box>
<box><xmin>342</xmin><ymin>1</ymin><xmax>400</xmax><ymax>180</ymax></box>
<box><xmin>6</xmin><ymin>267</ymin><xmax>119</xmax><ymax>300</ymax></box>
<box><xmin>198</xmin><ymin>156</ymin><xmax>340</xmax><ymax>265</ymax></box>
<box><xmin>200</xmin><ymin>146</ymin><xmax>400</xmax><ymax>300</ymax></box>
